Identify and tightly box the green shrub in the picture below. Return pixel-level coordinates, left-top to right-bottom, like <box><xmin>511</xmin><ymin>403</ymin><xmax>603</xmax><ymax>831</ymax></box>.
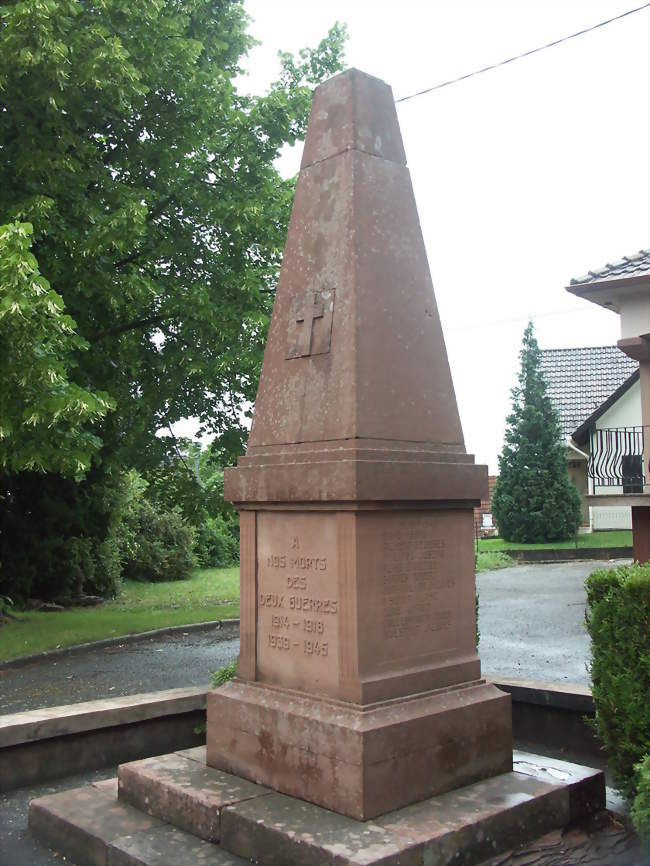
<box><xmin>585</xmin><ymin>562</ymin><xmax>650</xmax><ymax>799</ymax></box>
<box><xmin>632</xmin><ymin>754</ymin><xmax>650</xmax><ymax>846</ymax></box>
<box><xmin>120</xmin><ymin>499</ymin><xmax>195</xmax><ymax>582</ymax></box>
<box><xmin>195</xmin><ymin>515</ymin><xmax>239</xmax><ymax>568</ymax></box>
<box><xmin>0</xmin><ymin>467</ymin><xmax>124</xmax><ymax>602</ymax></box>
<box><xmin>475</xmin><ymin>551</ymin><xmax>514</xmax><ymax>572</ymax></box>
<box><xmin>211</xmin><ymin>659</ymin><xmax>237</xmax><ymax>687</ymax></box>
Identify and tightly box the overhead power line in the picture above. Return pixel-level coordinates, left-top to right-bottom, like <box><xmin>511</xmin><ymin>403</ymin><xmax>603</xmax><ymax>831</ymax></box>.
<box><xmin>395</xmin><ymin>2</ymin><xmax>650</xmax><ymax>104</ymax></box>
<box><xmin>447</xmin><ymin>306</ymin><xmax>593</xmax><ymax>333</ymax></box>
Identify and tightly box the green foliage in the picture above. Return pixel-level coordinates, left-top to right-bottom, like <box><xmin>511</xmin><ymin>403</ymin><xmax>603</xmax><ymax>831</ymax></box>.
<box><xmin>0</xmin><ymin>2</ymin><xmax>346</xmax><ymax>471</ymax></box>
<box><xmin>475</xmin><ymin>551</ymin><xmax>514</xmax><ymax>572</ymax></box>
<box><xmin>0</xmin><ymin>222</ymin><xmax>113</xmax><ymax>476</ymax></box>
<box><xmin>138</xmin><ymin>443</ymin><xmax>240</xmax><ymax>568</ymax></box>
<box><xmin>492</xmin><ymin>322</ymin><xmax>581</xmax><ymax>542</ymax></box>
<box><xmin>118</xmin><ymin>476</ymin><xmax>195</xmax><ymax>582</ymax></box>
<box><xmin>0</xmin><ymin>0</ymin><xmax>345</xmax><ymax>602</ymax></box>
<box><xmin>585</xmin><ymin>562</ymin><xmax>650</xmax><ymax>800</ymax></box>
<box><xmin>0</xmin><ymin>466</ymin><xmax>125</xmax><ymax>601</ymax></box>
<box><xmin>631</xmin><ymin>755</ymin><xmax>650</xmax><ymax>846</ymax></box>
<box><xmin>195</xmin><ymin>515</ymin><xmax>239</xmax><ymax>568</ymax></box>
<box><xmin>211</xmin><ymin>659</ymin><xmax>238</xmax><ymax>687</ymax></box>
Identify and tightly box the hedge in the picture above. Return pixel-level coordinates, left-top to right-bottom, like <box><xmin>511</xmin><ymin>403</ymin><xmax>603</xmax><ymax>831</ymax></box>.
<box><xmin>631</xmin><ymin>754</ymin><xmax>650</xmax><ymax>846</ymax></box>
<box><xmin>585</xmin><ymin>562</ymin><xmax>650</xmax><ymax>801</ymax></box>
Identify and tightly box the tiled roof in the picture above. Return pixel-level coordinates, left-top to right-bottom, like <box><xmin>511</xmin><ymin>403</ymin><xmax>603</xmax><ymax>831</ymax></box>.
<box><xmin>570</xmin><ymin>249</ymin><xmax>650</xmax><ymax>286</ymax></box>
<box><xmin>540</xmin><ymin>346</ymin><xmax>638</xmax><ymax>439</ymax></box>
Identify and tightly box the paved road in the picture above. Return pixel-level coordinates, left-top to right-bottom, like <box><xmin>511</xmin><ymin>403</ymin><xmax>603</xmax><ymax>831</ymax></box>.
<box><xmin>477</xmin><ymin>559</ymin><xmax>628</xmax><ymax>685</ymax></box>
<box><xmin>0</xmin><ymin>560</ymin><xmax>629</xmax><ymax>716</ymax></box>
<box><xmin>0</xmin><ymin>625</ymin><xmax>240</xmax><ymax>715</ymax></box>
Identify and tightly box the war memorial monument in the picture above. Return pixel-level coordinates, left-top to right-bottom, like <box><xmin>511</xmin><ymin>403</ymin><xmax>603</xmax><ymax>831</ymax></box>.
<box><xmin>29</xmin><ymin>69</ymin><xmax>605</xmax><ymax>866</ymax></box>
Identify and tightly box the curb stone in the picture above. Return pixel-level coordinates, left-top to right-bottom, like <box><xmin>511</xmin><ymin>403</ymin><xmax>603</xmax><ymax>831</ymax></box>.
<box><xmin>0</xmin><ymin>618</ymin><xmax>241</xmax><ymax>671</ymax></box>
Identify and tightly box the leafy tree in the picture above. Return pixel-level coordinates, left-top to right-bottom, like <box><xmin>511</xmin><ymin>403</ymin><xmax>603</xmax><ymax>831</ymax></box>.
<box><xmin>143</xmin><ymin>442</ymin><xmax>240</xmax><ymax>567</ymax></box>
<box><xmin>0</xmin><ymin>222</ymin><xmax>113</xmax><ymax>476</ymax></box>
<box><xmin>0</xmin><ymin>0</ymin><xmax>346</xmax><ymax>466</ymax></box>
<box><xmin>117</xmin><ymin>472</ymin><xmax>196</xmax><ymax>582</ymax></box>
<box><xmin>0</xmin><ymin>0</ymin><xmax>346</xmax><ymax>599</ymax></box>
<box><xmin>492</xmin><ymin>322</ymin><xmax>581</xmax><ymax>542</ymax></box>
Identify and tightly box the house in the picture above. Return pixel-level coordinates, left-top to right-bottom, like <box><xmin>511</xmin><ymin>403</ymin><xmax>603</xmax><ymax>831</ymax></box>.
<box><xmin>566</xmin><ymin>248</ymin><xmax>650</xmax><ymax>560</ymax></box>
<box><xmin>540</xmin><ymin>346</ymin><xmax>639</xmax><ymax>530</ymax></box>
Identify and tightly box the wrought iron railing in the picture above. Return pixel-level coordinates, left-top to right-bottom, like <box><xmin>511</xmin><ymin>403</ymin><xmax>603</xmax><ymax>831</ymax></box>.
<box><xmin>587</xmin><ymin>426</ymin><xmax>647</xmax><ymax>491</ymax></box>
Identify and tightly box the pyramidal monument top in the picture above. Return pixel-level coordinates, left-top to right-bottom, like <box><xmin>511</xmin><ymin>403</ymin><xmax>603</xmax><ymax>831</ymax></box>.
<box><xmin>227</xmin><ymin>68</ymin><xmax>484</xmax><ymax>505</ymax></box>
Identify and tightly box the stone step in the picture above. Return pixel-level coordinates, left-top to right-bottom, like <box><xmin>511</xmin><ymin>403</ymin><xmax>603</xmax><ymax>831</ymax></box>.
<box><xmin>28</xmin><ymin>782</ymin><xmax>248</xmax><ymax>866</ymax></box>
<box><xmin>220</xmin><ymin>752</ymin><xmax>605</xmax><ymax>866</ymax></box>
<box><xmin>109</xmin><ymin>824</ymin><xmax>248</xmax><ymax>866</ymax></box>
<box><xmin>117</xmin><ymin>750</ymin><xmax>271</xmax><ymax>842</ymax></box>
<box><xmin>29</xmin><ymin>751</ymin><xmax>605</xmax><ymax>866</ymax></box>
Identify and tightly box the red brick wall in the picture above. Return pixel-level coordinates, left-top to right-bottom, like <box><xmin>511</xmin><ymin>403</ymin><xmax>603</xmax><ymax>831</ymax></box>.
<box><xmin>474</xmin><ymin>475</ymin><xmax>498</xmax><ymax>538</ymax></box>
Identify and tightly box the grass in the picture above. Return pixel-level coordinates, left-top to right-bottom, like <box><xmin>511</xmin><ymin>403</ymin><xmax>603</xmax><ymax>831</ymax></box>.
<box><xmin>0</xmin><ymin>567</ymin><xmax>240</xmax><ymax>663</ymax></box>
<box><xmin>475</xmin><ymin>551</ymin><xmax>514</xmax><ymax>572</ymax></box>
<box><xmin>477</xmin><ymin>530</ymin><xmax>632</xmax><ymax>552</ymax></box>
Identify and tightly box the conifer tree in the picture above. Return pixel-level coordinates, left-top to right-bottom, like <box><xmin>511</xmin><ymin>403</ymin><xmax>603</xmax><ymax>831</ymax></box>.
<box><xmin>492</xmin><ymin>322</ymin><xmax>581</xmax><ymax>542</ymax></box>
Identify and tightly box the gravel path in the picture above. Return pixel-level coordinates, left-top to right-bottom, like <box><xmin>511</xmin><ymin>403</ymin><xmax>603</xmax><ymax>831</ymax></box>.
<box><xmin>477</xmin><ymin>559</ymin><xmax>629</xmax><ymax>685</ymax></box>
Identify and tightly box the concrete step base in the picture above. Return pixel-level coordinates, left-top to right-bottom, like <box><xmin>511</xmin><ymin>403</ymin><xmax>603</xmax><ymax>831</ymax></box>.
<box><xmin>28</xmin><ymin>780</ymin><xmax>247</xmax><ymax>866</ymax></box>
<box><xmin>118</xmin><ymin>749</ymin><xmax>271</xmax><ymax>841</ymax></box>
<box><xmin>29</xmin><ymin>750</ymin><xmax>606</xmax><ymax>866</ymax></box>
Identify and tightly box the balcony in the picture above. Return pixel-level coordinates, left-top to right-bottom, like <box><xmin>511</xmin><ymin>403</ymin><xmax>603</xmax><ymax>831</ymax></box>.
<box><xmin>586</xmin><ymin>425</ymin><xmax>650</xmax><ymax>505</ymax></box>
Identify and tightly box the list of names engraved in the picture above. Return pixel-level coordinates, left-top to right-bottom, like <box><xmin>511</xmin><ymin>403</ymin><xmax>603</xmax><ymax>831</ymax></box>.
<box><xmin>379</xmin><ymin>518</ymin><xmax>457</xmax><ymax>661</ymax></box>
<box><xmin>256</xmin><ymin>512</ymin><xmax>339</xmax><ymax>694</ymax></box>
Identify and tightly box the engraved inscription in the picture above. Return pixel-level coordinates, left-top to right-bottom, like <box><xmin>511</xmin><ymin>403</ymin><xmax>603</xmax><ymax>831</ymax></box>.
<box><xmin>381</xmin><ymin>526</ymin><xmax>455</xmax><ymax>643</ymax></box>
<box><xmin>286</xmin><ymin>288</ymin><xmax>335</xmax><ymax>359</ymax></box>
<box><xmin>257</xmin><ymin>513</ymin><xmax>339</xmax><ymax>694</ymax></box>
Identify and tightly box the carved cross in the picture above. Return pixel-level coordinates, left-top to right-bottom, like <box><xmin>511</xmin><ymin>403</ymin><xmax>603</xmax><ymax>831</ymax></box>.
<box><xmin>294</xmin><ymin>293</ymin><xmax>324</xmax><ymax>356</ymax></box>
<box><xmin>286</xmin><ymin>289</ymin><xmax>335</xmax><ymax>359</ymax></box>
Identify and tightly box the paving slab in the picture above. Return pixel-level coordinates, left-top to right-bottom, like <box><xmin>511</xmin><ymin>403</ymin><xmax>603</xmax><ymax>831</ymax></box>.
<box><xmin>220</xmin><ymin>791</ymin><xmax>421</xmax><ymax>866</ymax></box>
<box><xmin>512</xmin><ymin>750</ymin><xmax>605</xmax><ymax>820</ymax></box>
<box><xmin>93</xmin><ymin>777</ymin><xmax>120</xmax><ymax>795</ymax></box>
<box><xmin>376</xmin><ymin>771</ymin><xmax>565</xmax><ymax>864</ymax></box>
<box><xmin>118</xmin><ymin>752</ymin><xmax>271</xmax><ymax>842</ymax></box>
<box><xmin>107</xmin><ymin>824</ymin><xmax>248</xmax><ymax>866</ymax></box>
<box><xmin>176</xmin><ymin>745</ymin><xmax>206</xmax><ymax>764</ymax></box>
<box><xmin>29</xmin><ymin>785</ymin><xmax>164</xmax><ymax>866</ymax></box>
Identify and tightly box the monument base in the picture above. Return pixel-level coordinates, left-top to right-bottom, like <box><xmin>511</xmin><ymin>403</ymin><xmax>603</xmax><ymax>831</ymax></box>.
<box><xmin>29</xmin><ymin>747</ymin><xmax>607</xmax><ymax>866</ymax></box>
<box><xmin>206</xmin><ymin>678</ymin><xmax>512</xmax><ymax>821</ymax></box>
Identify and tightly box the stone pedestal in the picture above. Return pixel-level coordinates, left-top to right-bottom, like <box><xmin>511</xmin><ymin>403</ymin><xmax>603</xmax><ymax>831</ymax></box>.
<box><xmin>207</xmin><ymin>68</ymin><xmax>513</xmax><ymax>819</ymax></box>
<box><xmin>207</xmin><ymin>679</ymin><xmax>511</xmax><ymax>821</ymax></box>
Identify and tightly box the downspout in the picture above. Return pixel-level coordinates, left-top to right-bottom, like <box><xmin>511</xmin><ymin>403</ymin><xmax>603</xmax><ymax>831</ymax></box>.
<box><xmin>567</xmin><ymin>439</ymin><xmax>589</xmax><ymax>460</ymax></box>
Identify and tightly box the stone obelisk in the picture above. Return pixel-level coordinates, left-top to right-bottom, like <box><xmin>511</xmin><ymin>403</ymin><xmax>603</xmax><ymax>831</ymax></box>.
<box><xmin>207</xmin><ymin>69</ymin><xmax>512</xmax><ymax>821</ymax></box>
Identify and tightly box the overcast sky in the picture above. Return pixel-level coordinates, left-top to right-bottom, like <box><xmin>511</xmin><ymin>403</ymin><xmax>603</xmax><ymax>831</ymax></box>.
<box><xmin>185</xmin><ymin>1</ymin><xmax>650</xmax><ymax>472</ymax></box>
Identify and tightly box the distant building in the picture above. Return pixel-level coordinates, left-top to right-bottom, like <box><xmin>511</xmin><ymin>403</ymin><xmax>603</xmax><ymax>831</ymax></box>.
<box><xmin>474</xmin><ymin>475</ymin><xmax>498</xmax><ymax>538</ymax></box>
<box><xmin>566</xmin><ymin>248</ymin><xmax>650</xmax><ymax>557</ymax></box>
<box><xmin>540</xmin><ymin>346</ymin><xmax>639</xmax><ymax>530</ymax></box>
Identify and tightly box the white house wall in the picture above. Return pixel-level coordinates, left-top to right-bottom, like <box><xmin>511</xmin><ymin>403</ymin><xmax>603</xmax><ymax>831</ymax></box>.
<box><xmin>621</xmin><ymin>292</ymin><xmax>650</xmax><ymax>340</ymax></box>
<box><xmin>591</xmin><ymin>379</ymin><xmax>641</xmax><ymax>530</ymax></box>
<box><xmin>596</xmin><ymin>379</ymin><xmax>641</xmax><ymax>430</ymax></box>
